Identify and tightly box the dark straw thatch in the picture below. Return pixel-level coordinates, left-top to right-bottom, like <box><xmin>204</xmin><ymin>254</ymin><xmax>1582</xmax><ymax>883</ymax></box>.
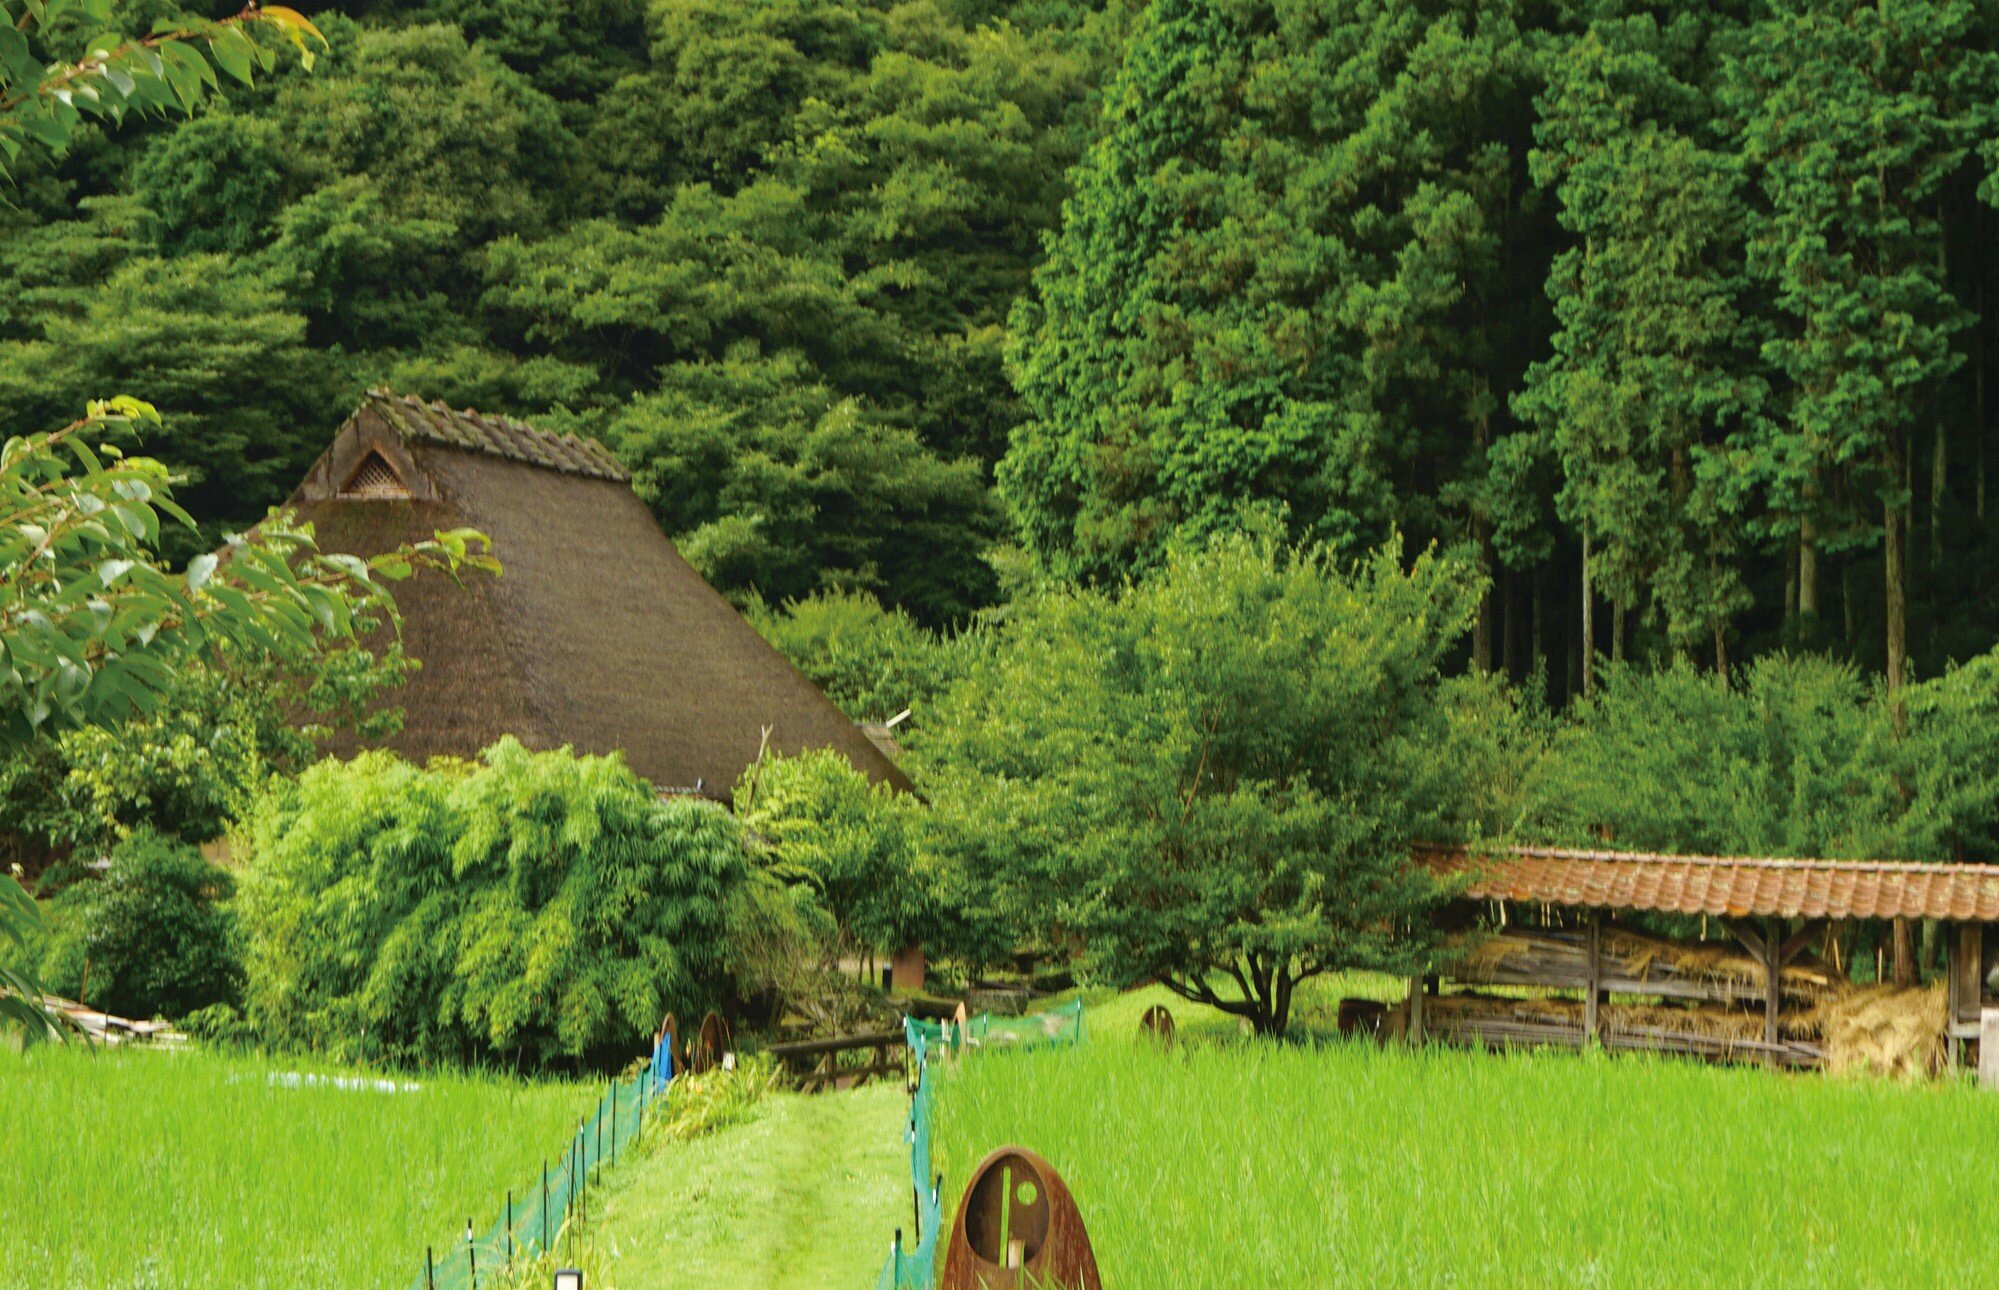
<box><xmin>288</xmin><ymin>390</ymin><xmax>910</xmax><ymax>798</ymax></box>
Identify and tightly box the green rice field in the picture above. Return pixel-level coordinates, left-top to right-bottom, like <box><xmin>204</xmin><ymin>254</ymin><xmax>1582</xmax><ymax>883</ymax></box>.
<box><xmin>0</xmin><ymin>1044</ymin><xmax>592</xmax><ymax>1287</ymax></box>
<box><xmin>935</xmin><ymin>989</ymin><xmax>1999</xmax><ymax>1287</ymax></box>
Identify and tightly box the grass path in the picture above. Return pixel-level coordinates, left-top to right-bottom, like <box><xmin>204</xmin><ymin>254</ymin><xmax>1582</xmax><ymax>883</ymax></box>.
<box><xmin>589</xmin><ymin>1081</ymin><xmax>907</xmax><ymax>1289</ymax></box>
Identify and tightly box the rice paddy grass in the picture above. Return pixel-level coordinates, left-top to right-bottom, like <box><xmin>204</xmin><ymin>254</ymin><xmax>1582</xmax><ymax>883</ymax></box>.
<box><xmin>0</xmin><ymin>1043</ymin><xmax>593</xmax><ymax>1287</ymax></box>
<box><xmin>935</xmin><ymin>986</ymin><xmax>1999</xmax><ymax>1288</ymax></box>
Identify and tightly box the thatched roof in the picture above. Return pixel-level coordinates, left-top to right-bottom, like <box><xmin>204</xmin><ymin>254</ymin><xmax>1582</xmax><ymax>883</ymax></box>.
<box><xmin>288</xmin><ymin>390</ymin><xmax>911</xmax><ymax>798</ymax></box>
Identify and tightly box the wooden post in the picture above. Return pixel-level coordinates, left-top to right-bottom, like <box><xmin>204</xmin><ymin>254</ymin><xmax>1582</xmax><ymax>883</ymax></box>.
<box><xmin>1763</xmin><ymin>916</ymin><xmax>1782</xmax><ymax>1067</ymax></box>
<box><xmin>1583</xmin><ymin>912</ymin><xmax>1602</xmax><ymax>1045</ymax></box>
<box><xmin>1981</xmin><ymin>1009</ymin><xmax>1999</xmax><ymax>1091</ymax></box>
<box><xmin>1406</xmin><ymin>976</ymin><xmax>1425</xmax><ymax>1046</ymax></box>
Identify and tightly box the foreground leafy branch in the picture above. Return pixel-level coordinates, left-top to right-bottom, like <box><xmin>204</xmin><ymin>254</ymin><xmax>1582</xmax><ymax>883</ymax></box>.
<box><xmin>0</xmin><ymin>0</ymin><xmax>324</xmax><ymax>177</ymax></box>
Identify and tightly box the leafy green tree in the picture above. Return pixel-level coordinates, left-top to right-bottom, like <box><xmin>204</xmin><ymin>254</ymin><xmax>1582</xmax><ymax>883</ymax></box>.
<box><xmin>0</xmin><ymin>254</ymin><xmax>343</xmax><ymax>552</ymax></box>
<box><xmin>1001</xmin><ymin>0</ymin><xmax>1546</xmax><ymax>584</ymax></box>
<box><xmin>32</xmin><ymin>829</ymin><xmax>242</xmax><ymax>1020</ymax></box>
<box><xmin>241</xmin><ymin>740</ymin><xmax>748</xmax><ymax>1068</ymax></box>
<box><xmin>595</xmin><ymin>346</ymin><xmax>998</xmax><ymax>623</ymax></box>
<box><xmin>1517</xmin><ymin>18</ymin><xmax>1760</xmax><ymax>669</ymax></box>
<box><xmin>915</xmin><ymin>531</ymin><xmax>1482</xmax><ymax>1036</ymax></box>
<box><xmin>1518</xmin><ymin>654</ymin><xmax>1882</xmax><ymax>858</ymax></box>
<box><xmin>0</xmin><ymin>639</ymin><xmax>412</xmax><ymax>851</ymax></box>
<box><xmin>736</xmin><ymin>747</ymin><xmax>931</xmax><ymax>961</ymax></box>
<box><xmin>746</xmin><ymin>588</ymin><xmax>963</xmax><ymax>722</ymax></box>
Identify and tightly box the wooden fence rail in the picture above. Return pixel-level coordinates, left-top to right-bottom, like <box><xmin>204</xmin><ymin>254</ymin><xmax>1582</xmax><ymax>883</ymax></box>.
<box><xmin>765</xmin><ymin>1029</ymin><xmax>906</xmax><ymax>1094</ymax></box>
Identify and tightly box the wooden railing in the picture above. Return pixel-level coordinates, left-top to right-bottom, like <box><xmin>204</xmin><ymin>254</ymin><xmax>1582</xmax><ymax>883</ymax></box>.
<box><xmin>765</xmin><ymin>1029</ymin><xmax>906</xmax><ymax>1094</ymax></box>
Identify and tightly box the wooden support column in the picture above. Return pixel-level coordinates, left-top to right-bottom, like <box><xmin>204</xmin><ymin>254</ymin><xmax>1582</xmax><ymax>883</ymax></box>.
<box><xmin>1583</xmin><ymin>912</ymin><xmax>1602</xmax><ymax>1045</ymax></box>
<box><xmin>1763</xmin><ymin>917</ymin><xmax>1782</xmax><ymax>1066</ymax></box>
<box><xmin>1982</xmin><ymin>1009</ymin><xmax>1999</xmax><ymax>1092</ymax></box>
<box><xmin>1406</xmin><ymin>976</ymin><xmax>1425</xmax><ymax>1046</ymax></box>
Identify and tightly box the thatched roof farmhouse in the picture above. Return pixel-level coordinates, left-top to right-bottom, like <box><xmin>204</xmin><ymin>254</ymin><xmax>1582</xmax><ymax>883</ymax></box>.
<box><xmin>287</xmin><ymin>390</ymin><xmax>909</xmax><ymax>798</ymax></box>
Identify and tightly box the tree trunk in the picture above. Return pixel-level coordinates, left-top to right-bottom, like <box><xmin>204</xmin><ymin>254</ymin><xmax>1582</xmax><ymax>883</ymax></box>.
<box><xmin>1714</xmin><ymin>626</ymin><xmax>1728</xmax><ymax>683</ymax></box>
<box><xmin>1931</xmin><ymin>418</ymin><xmax>1947</xmax><ymax>569</ymax></box>
<box><xmin>1784</xmin><ymin>540</ymin><xmax>1799</xmax><ymax>632</ymax></box>
<box><xmin>1612</xmin><ymin>601</ymin><xmax>1626</xmax><ymax>665</ymax></box>
<box><xmin>1798</xmin><ymin>523</ymin><xmax>1819</xmax><ymax>622</ymax></box>
<box><xmin>1580</xmin><ymin>533</ymin><xmax>1594</xmax><ymax>699</ymax></box>
<box><xmin>1842</xmin><ymin>557</ymin><xmax>1857</xmax><ymax>653</ymax></box>
<box><xmin>1892</xmin><ymin>917</ymin><xmax>1916</xmax><ymax>987</ymax></box>
<box><xmin>1884</xmin><ymin>456</ymin><xmax>1909</xmax><ymax>734</ymax></box>
<box><xmin>1501</xmin><ymin>568</ymin><xmax>1519</xmax><ymax>679</ymax></box>
<box><xmin>1473</xmin><ymin>567</ymin><xmax>1494</xmax><ymax>673</ymax></box>
<box><xmin>1978</xmin><ymin>364</ymin><xmax>1988</xmax><ymax>521</ymax></box>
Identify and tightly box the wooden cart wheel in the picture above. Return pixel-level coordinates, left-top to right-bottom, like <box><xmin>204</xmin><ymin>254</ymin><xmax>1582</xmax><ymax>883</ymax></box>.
<box><xmin>941</xmin><ymin>1145</ymin><xmax>1101</xmax><ymax>1290</ymax></box>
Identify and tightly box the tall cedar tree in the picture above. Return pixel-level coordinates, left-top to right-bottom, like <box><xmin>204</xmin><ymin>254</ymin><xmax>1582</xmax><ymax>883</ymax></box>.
<box><xmin>1002</xmin><ymin>0</ymin><xmax>1547</xmax><ymax>610</ymax></box>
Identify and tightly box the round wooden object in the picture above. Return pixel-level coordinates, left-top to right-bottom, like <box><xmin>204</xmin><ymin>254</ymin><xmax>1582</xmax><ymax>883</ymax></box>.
<box><xmin>692</xmin><ymin>1010</ymin><xmax>732</xmax><ymax>1074</ymax></box>
<box><xmin>941</xmin><ymin>1146</ymin><xmax>1101</xmax><ymax>1290</ymax></box>
<box><xmin>1139</xmin><ymin>1004</ymin><xmax>1176</xmax><ymax>1044</ymax></box>
<box><xmin>1337</xmin><ymin>998</ymin><xmax>1388</xmax><ymax>1037</ymax></box>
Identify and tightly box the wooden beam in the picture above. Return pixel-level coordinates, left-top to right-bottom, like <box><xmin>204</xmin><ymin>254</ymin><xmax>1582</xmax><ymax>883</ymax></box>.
<box><xmin>1406</xmin><ymin>976</ymin><xmax>1425</xmax><ymax>1046</ymax></box>
<box><xmin>1583</xmin><ymin>911</ymin><xmax>1601</xmax><ymax>1043</ymax></box>
<box><xmin>1763</xmin><ymin>916</ymin><xmax>1782</xmax><ymax>1068</ymax></box>
<box><xmin>1778</xmin><ymin>921</ymin><xmax>1826</xmax><ymax>965</ymax></box>
<box><xmin>1725</xmin><ymin>918</ymin><xmax>1768</xmax><ymax>963</ymax></box>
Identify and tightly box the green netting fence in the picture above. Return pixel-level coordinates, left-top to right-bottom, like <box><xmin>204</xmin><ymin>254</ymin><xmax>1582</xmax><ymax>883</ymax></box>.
<box><xmin>409</xmin><ymin>1029</ymin><xmax>676</xmax><ymax>1289</ymax></box>
<box><xmin>873</xmin><ymin>1000</ymin><xmax>1086</xmax><ymax>1290</ymax></box>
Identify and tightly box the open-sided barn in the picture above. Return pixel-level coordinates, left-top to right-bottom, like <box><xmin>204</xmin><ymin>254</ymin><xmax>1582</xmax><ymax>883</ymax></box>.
<box><xmin>1409</xmin><ymin>844</ymin><xmax>1999</xmax><ymax>1076</ymax></box>
<box><xmin>285</xmin><ymin>389</ymin><xmax>909</xmax><ymax>799</ymax></box>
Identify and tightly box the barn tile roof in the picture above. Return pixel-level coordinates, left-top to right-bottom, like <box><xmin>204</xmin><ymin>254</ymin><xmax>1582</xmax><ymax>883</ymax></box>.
<box><xmin>363</xmin><ymin>389</ymin><xmax>627</xmax><ymax>481</ymax></box>
<box><xmin>1419</xmin><ymin>844</ymin><xmax>1999</xmax><ymax>922</ymax></box>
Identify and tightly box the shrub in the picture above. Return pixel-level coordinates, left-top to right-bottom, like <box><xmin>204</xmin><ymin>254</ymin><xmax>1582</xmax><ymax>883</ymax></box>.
<box><xmin>37</xmin><ymin>830</ymin><xmax>243</xmax><ymax>1020</ymax></box>
<box><xmin>1518</xmin><ymin>654</ymin><xmax>1881</xmax><ymax>856</ymax></box>
<box><xmin>180</xmin><ymin>1002</ymin><xmax>257</xmax><ymax>1048</ymax></box>
<box><xmin>736</xmin><ymin>748</ymin><xmax>933</xmax><ymax>960</ymax></box>
<box><xmin>240</xmin><ymin>739</ymin><xmax>748</xmax><ymax>1069</ymax></box>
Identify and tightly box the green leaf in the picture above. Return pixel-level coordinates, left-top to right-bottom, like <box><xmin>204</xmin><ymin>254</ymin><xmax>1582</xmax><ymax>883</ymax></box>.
<box><xmin>209</xmin><ymin>29</ymin><xmax>254</xmax><ymax>86</ymax></box>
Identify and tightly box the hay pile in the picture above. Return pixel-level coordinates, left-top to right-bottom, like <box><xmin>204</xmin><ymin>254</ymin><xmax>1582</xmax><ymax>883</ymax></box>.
<box><xmin>1810</xmin><ymin>984</ymin><xmax>1945</xmax><ymax>1079</ymax></box>
<box><xmin>1430</xmin><ymin>968</ymin><xmax>1946</xmax><ymax>1079</ymax></box>
<box><xmin>1458</xmin><ymin>927</ymin><xmax>1837</xmax><ymax>1000</ymax></box>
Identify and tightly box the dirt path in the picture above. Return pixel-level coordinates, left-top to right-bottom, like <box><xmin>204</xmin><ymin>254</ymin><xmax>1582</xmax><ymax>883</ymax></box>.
<box><xmin>588</xmin><ymin>1080</ymin><xmax>907</xmax><ymax>1288</ymax></box>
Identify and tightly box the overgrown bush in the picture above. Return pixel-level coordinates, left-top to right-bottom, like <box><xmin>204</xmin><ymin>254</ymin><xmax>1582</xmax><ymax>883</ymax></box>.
<box><xmin>745</xmin><ymin>590</ymin><xmax>968</xmax><ymax>723</ymax></box>
<box><xmin>736</xmin><ymin>749</ymin><xmax>934</xmax><ymax>959</ymax></box>
<box><xmin>36</xmin><ymin>830</ymin><xmax>243</xmax><ymax>1020</ymax></box>
<box><xmin>239</xmin><ymin>739</ymin><xmax>748</xmax><ymax>1070</ymax></box>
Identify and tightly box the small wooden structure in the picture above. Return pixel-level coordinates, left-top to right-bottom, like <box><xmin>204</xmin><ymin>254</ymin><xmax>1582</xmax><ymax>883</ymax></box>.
<box><xmin>766</xmin><ymin>1029</ymin><xmax>906</xmax><ymax>1093</ymax></box>
<box><xmin>1139</xmin><ymin>1004</ymin><xmax>1176</xmax><ymax>1044</ymax></box>
<box><xmin>1412</xmin><ymin>845</ymin><xmax>1999</xmax><ymax>1072</ymax></box>
<box><xmin>941</xmin><ymin>1146</ymin><xmax>1101</xmax><ymax>1290</ymax></box>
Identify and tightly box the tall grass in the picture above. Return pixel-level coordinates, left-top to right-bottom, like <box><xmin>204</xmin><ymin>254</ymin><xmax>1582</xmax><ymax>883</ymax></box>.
<box><xmin>0</xmin><ymin>1044</ymin><xmax>592</xmax><ymax>1287</ymax></box>
<box><xmin>934</xmin><ymin>1036</ymin><xmax>1999</xmax><ymax>1287</ymax></box>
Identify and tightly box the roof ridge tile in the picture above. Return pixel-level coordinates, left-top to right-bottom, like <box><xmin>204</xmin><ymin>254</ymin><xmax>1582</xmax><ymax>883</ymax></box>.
<box><xmin>364</xmin><ymin>389</ymin><xmax>629</xmax><ymax>482</ymax></box>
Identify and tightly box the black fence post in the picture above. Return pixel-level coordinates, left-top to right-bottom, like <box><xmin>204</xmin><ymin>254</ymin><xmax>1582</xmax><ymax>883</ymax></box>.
<box><xmin>466</xmin><ymin>1217</ymin><xmax>476</xmax><ymax>1285</ymax></box>
<box><xmin>540</xmin><ymin>1160</ymin><xmax>549</xmax><ymax>1260</ymax></box>
<box><xmin>505</xmin><ymin>1188</ymin><xmax>513</xmax><ymax>1266</ymax></box>
<box><xmin>611</xmin><ymin>1079</ymin><xmax>618</xmax><ymax>1163</ymax></box>
<box><xmin>425</xmin><ymin>1246</ymin><xmax>434</xmax><ymax>1290</ymax></box>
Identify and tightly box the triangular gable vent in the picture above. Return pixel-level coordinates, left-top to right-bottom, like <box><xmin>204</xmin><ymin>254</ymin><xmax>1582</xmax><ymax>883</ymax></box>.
<box><xmin>341</xmin><ymin>451</ymin><xmax>412</xmax><ymax>500</ymax></box>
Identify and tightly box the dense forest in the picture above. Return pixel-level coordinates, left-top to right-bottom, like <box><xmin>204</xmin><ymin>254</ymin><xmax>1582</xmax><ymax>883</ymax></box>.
<box><xmin>6</xmin><ymin>0</ymin><xmax>1999</xmax><ymax>697</ymax></box>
